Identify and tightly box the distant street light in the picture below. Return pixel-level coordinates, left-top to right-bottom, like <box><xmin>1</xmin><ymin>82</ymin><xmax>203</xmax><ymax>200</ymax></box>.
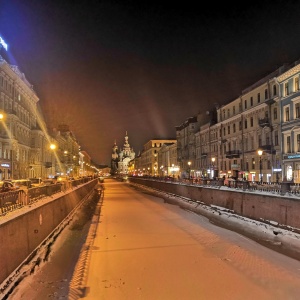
<box><xmin>188</xmin><ymin>161</ymin><xmax>191</xmax><ymax>179</ymax></box>
<box><xmin>258</xmin><ymin>149</ymin><xmax>263</xmax><ymax>184</ymax></box>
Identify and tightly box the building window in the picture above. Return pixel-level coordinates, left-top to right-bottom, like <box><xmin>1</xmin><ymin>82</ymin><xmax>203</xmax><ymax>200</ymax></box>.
<box><xmin>273</xmin><ymin>85</ymin><xmax>277</xmax><ymax>96</ymax></box>
<box><xmin>266</xmin><ymin>133</ymin><xmax>270</xmax><ymax>145</ymax></box>
<box><xmin>244</xmin><ymin>119</ymin><xmax>247</xmax><ymax>129</ymax></box>
<box><xmin>284</xmin><ymin>82</ymin><xmax>289</xmax><ymax>96</ymax></box>
<box><xmin>239</xmin><ymin>103</ymin><xmax>242</xmax><ymax>112</ymax></box>
<box><xmin>228</xmin><ymin>125</ymin><xmax>230</xmax><ymax>134</ymax></box>
<box><xmin>233</xmin><ymin>106</ymin><xmax>235</xmax><ymax>114</ymax></box>
<box><xmin>297</xmin><ymin>134</ymin><xmax>300</xmax><ymax>152</ymax></box>
<box><xmin>251</xmin><ymin>157</ymin><xmax>255</xmax><ymax>169</ymax></box>
<box><xmin>285</xmin><ymin>107</ymin><xmax>290</xmax><ymax>121</ymax></box>
<box><xmin>239</xmin><ymin>121</ymin><xmax>242</xmax><ymax>130</ymax></box>
<box><xmin>233</xmin><ymin>123</ymin><xmax>236</xmax><ymax>133</ymax></box>
<box><xmin>250</xmin><ymin>136</ymin><xmax>254</xmax><ymax>150</ymax></box>
<box><xmin>250</xmin><ymin>97</ymin><xmax>253</xmax><ymax>106</ymax></box>
<box><xmin>244</xmin><ymin>100</ymin><xmax>247</xmax><ymax>109</ymax></box>
<box><xmin>258</xmin><ymin>135</ymin><xmax>261</xmax><ymax>147</ymax></box>
<box><xmin>274</xmin><ymin>107</ymin><xmax>277</xmax><ymax>120</ymax></box>
<box><xmin>223</xmin><ymin>127</ymin><xmax>225</xmax><ymax>136</ymax></box>
<box><xmin>264</xmin><ymin>89</ymin><xmax>268</xmax><ymax>99</ymax></box>
<box><xmin>223</xmin><ymin>110</ymin><xmax>225</xmax><ymax>119</ymax></box>
<box><xmin>296</xmin><ymin>103</ymin><xmax>300</xmax><ymax>118</ymax></box>
<box><xmin>287</xmin><ymin>136</ymin><xmax>291</xmax><ymax>153</ymax></box>
<box><xmin>257</xmin><ymin>93</ymin><xmax>260</xmax><ymax>103</ymax></box>
<box><xmin>250</xmin><ymin>117</ymin><xmax>253</xmax><ymax>127</ymax></box>
<box><xmin>295</xmin><ymin>77</ymin><xmax>299</xmax><ymax>91</ymax></box>
<box><xmin>274</xmin><ymin>131</ymin><xmax>278</xmax><ymax>146</ymax></box>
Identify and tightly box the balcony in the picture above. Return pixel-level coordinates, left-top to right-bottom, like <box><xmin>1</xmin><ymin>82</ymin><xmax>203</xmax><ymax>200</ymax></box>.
<box><xmin>265</xmin><ymin>97</ymin><xmax>276</xmax><ymax>105</ymax></box>
<box><xmin>259</xmin><ymin>144</ymin><xmax>276</xmax><ymax>154</ymax></box>
<box><xmin>258</xmin><ymin>117</ymin><xmax>271</xmax><ymax>128</ymax></box>
<box><xmin>225</xmin><ymin>150</ymin><xmax>240</xmax><ymax>158</ymax></box>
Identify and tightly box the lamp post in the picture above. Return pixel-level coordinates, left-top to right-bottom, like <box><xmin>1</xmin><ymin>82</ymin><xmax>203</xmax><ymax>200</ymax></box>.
<box><xmin>188</xmin><ymin>161</ymin><xmax>191</xmax><ymax>179</ymax></box>
<box><xmin>211</xmin><ymin>157</ymin><xmax>215</xmax><ymax>179</ymax></box>
<box><xmin>50</xmin><ymin>143</ymin><xmax>56</xmax><ymax>178</ymax></box>
<box><xmin>258</xmin><ymin>149</ymin><xmax>263</xmax><ymax>184</ymax></box>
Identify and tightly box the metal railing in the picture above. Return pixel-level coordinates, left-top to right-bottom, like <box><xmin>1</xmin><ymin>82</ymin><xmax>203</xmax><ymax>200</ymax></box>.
<box><xmin>0</xmin><ymin>177</ymin><xmax>96</xmax><ymax>216</ymax></box>
<box><xmin>130</xmin><ymin>176</ymin><xmax>298</xmax><ymax>197</ymax></box>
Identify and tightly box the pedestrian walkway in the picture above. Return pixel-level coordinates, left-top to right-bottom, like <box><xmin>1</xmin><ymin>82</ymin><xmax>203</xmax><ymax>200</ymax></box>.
<box><xmin>81</xmin><ymin>179</ymin><xmax>300</xmax><ymax>300</ymax></box>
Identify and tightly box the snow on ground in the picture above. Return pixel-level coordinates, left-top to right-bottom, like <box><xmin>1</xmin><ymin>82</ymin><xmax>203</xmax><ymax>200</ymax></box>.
<box><xmin>130</xmin><ymin>182</ymin><xmax>300</xmax><ymax>261</ymax></box>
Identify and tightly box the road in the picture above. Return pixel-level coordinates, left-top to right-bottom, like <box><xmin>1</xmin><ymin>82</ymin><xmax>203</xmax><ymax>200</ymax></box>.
<box><xmin>7</xmin><ymin>178</ymin><xmax>300</xmax><ymax>300</ymax></box>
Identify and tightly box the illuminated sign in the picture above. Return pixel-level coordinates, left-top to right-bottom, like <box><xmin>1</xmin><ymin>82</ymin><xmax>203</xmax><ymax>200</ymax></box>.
<box><xmin>273</xmin><ymin>168</ymin><xmax>282</xmax><ymax>172</ymax></box>
<box><xmin>0</xmin><ymin>36</ymin><xmax>8</xmax><ymax>51</ymax></box>
<box><xmin>1</xmin><ymin>163</ymin><xmax>10</xmax><ymax>168</ymax></box>
<box><xmin>286</xmin><ymin>154</ymin><xmax>300</xmax><ymax>159</ymax></box>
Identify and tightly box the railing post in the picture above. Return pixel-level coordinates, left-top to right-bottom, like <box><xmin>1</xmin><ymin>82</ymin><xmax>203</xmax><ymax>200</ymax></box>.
<box><xmin>281</xmin><ymin>181</ymin><xmax>291</xmax><ymax>195</ymax></box>
<box><xmin>218</xmin><ymin>178</ymin><xmax>224</xmax><ymax>186</ymax></box>
<box><xmin>242</xmin><ymin>181</ymin><xmax>249</xmax><ymax>191</ymax></box>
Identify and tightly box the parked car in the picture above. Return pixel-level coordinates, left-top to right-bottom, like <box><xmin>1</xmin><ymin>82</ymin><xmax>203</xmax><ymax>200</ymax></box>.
<box><xmin>0</xmin><ymin>181</ymin><xmax>18</xmax><ymax>192</ymax></box>
<box><xmin>55</xmin><ymin>176</ymin><xmax>69</xmax><ymax>182</ymax></box>
<box><xmin>29</xmin><ymin>178</ymin><xmax>44</xmax><ymax>187</ymax></box>
<box><xmin>11</xmin><ymin>179</ymin><xmax>32</xmax><ymax>190</ymax></box>
<box><xmin>43</xmin><ymin>178</ymin><xmax>56</xmax><ymax>185</ymax></box>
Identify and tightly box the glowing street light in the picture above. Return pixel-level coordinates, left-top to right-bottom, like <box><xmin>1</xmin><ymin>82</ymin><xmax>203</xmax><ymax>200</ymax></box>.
<box><xmin>211</xmin><ymin>157</ymin><xmax>215</xmax><ymax>179</ymax></box>
<box><xmin>257</xmin><ymin>149</ymin><xmax>263</xmax><ymax>184</ymax></box>
<box><xmin>50</xmin><ymin>143</ymin><xmax>56</xmax><ymax>177</ymax></box>
<box><xmin>188</xmin><ymin>161</ymin><xmax>191</xmax><ymax>179</ymax></box>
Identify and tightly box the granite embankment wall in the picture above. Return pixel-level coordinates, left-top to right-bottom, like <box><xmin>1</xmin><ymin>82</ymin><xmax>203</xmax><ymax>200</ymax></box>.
<box><xmin>129</xmin><ymin>178</ymin><xmax>300</xmax><ymax>230</ymax></box>
<box><xmin>0</xmin><ymin>180</ymin><xmax>97</xmax><ymax>285</ymax></box>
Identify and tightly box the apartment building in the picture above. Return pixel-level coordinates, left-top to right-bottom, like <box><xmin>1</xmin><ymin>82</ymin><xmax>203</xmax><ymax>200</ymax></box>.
<box><xmin>277</xmin><ymin>61</ymin><xmax>300</xmax><ymax>182</ymax></box>
<box><xmin>0</xmin><ymin>55</ymin><xmax>84</xmax><ymax>179</ymax></box>
<box><xmin>139</xmin><ymin>139</ymin><xmax>176</xmax><ymax>176</ymax></box>
<box><xmin>157</xmin><ymin>141</ymin><xmax>178</xmax><ymax>177</ymax></box>
<box><xmin>176</xmin><ymin>60</ymin><xmax>300</xmax><ymax>183</ymax></box>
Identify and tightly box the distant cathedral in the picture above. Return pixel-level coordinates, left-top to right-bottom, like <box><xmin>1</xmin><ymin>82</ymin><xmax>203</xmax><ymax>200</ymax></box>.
<box><xmin>111</xmin><ymin>131</ymin><xmax>135</xmax><ymax>174</ymax></box>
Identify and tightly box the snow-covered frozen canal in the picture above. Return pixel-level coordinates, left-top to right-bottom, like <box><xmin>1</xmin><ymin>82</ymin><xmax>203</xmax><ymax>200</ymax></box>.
<box><xmin>8</xmin><ymin>179</ymin><xmax>300</xmax><ymax>299</ymax></box>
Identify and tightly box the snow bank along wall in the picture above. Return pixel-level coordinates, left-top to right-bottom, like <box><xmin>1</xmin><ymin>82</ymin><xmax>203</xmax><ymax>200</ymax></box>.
<box><xmin>0</xmin><ymin>179</ymin><xmax>97</xmax><ymax>285</ymax></box>
<box><xmin>129</xmin><ymin>178</ymin><xmax>300</xmax><ymax>230</ymax></box>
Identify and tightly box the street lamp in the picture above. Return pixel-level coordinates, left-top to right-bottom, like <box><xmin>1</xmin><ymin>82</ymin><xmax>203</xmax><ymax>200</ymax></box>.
<box><xmin>50</xmin><ymin>143</ymin><xmax>56</xmax><ymax>178</ymax></box>
<box><xmin>211</xmin><ymin>157</ymin><xmax>215</xmax><ymax>179</ymax></box>
<box><xmin>258</xmin><ymin>149</ymin><xmax>263</xmax><ymax>184</ymax></box>
<box><xmin>188</xmin><ymin>161</ymin><xmax>191</xmax><ymax>179</ymax></box>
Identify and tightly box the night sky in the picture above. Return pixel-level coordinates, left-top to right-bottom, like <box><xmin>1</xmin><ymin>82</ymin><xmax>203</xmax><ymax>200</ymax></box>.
<box><xmin>1</xmin><ymin>1</ymin><xmax>300</xmax><ymax>165</ymax></box>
